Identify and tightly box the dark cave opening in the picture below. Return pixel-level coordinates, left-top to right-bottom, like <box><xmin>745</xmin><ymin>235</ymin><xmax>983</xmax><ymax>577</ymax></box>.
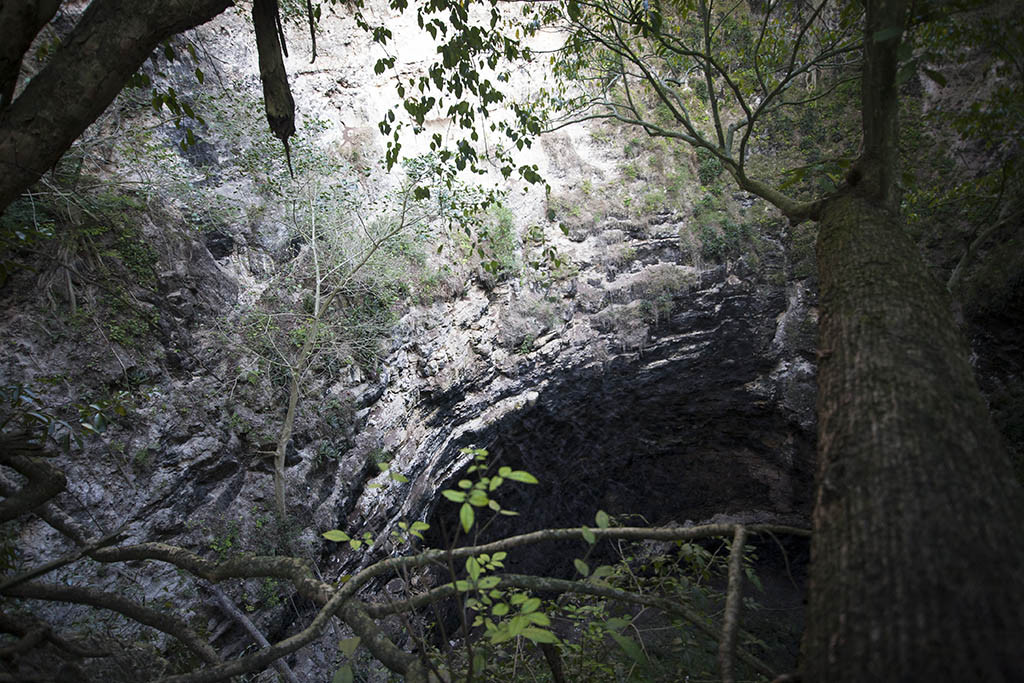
<box><xmin>407</xmin><ymin>265</ymin><xmax>818</xmax><ymax>671</ymax></box>
<box><xmin>424</xmin><ymin>341</ymin><xmax>815</xmax><ymax>580</ymax></box>
<box><xmin>417</xmin><ymin>343</ymin><xmax>815</xmax><ymax>670</ymax></box>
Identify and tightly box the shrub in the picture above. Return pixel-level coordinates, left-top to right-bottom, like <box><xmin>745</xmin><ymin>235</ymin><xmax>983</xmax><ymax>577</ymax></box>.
<box><xmin>696</xmin><ymin>147</ymin><xmax>723</xmax><ymax>185</ymax></box>
<box><xmin>482</xmin><ymin>204</ymin><xmax>521</xmax><ymax>279</ymax></box>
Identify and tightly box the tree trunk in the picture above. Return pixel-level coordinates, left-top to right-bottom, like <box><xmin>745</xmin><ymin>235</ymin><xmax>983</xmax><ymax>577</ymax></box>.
<box><xmin>802</xmin><ymin>190</ymin><xmax>1024</xmax><ymax>680</ymax></box>
<box><xmin>0</xmin><ymin>0</ymin><xmax>232</xmax><ymax>215</ymax></box>
<box><xmin>0</xmin><ymin>0</ymin><xmax>61</xmax><ymax>108</ymax></box>
<box><xmin>273</xmin><ymin>372</ymin><xmax>301</xmax><ymax>519</ymax></box>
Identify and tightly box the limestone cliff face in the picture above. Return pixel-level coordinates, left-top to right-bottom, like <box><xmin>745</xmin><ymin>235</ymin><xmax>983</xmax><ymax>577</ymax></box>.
<box><xmin>323</xmin><ymin>233</ymin><xmax>817</xmax><ymax>576</ymax></box>
<box><xmin>0</xmin><ymin>6</ymin><xmax>822</xmax><ymax>678</ymax></box>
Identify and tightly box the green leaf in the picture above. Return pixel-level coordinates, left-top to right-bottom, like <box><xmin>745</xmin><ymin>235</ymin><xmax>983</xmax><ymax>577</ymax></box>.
<box><xmin>595</xmin><ymin>510</ymin><xmax>610</xmax><ymax>529</ymax></box>
<box><xmin>746</xmin><ymin>566</ymin><xmax>764</xmax><ymax>592</ymax></box>
<box><xmin>322</xmin><ymin>530</ymin><xmax>350</xmax><ymax>542</ymax></box>
<box><xmin>527</xmin><ymin>611</ymin><xmax>551</xmax><ymax>626</ymax></box>
<box><xmin>472</xmin><ymin>652</ymin><xmax>486</xmax><ymax>674</ymax></box>
<box><xmin>442</xmin><ymin>490</ymin><xmax>466</xmax><ymax>503</ymax></box>
<box><xmin>896</xmin><ymin>62</ymin><xmax>916</xmax><ymax>85</ymax></box>
<box><xmin>478</xmin><ymin>576</ymin><xmax>501</xmax><ymax>589</ymax></box>
<box><xmin>506</xmin><ymin>470</ymin><xmax>538</xmax><ymax>484</ymax></box>
<box><xmin>522</xmin><ymin>627</ymin><xmax>559</xmax><ymax>644</ymax></box>
<box><xmin>389</xmin><ymin>471</ymin><xmax>409</xmax><ymax>483</ymax></box>
<box><xmin>574</xmin><ymin>559</ymin><xmax>590</xmax><ymax>577</ymax></box>
<box><xmin>609</xmin><ymin>632</ymin><xmax>646</xmax><ymax>664</ymax></box>
<box><xmin>338</xmin><ymin>637</ymin><xmax>361</xmax><ymax>657</ymax></box>
<box><xmin>521</xmin><ymin>597</ymin><xmax>541</xmax><ymax>614</ymax></box>
<box><xmin>922</xmin><ymin>68</ymin><xmax>947</xmax><ymax>87</ymax></box>
<box><xmin>460</xmin><ymin>503</ymin><xmax>474</xmax><ymax>532</ymax></box>
<box><xmin>581</xmin><ymin>527</ymin><xmax>595</xmax><ymax>544</ymax></box>
<box><xmin>466</xmin><ymin>556</ymin><xmax>482</xmax><ymax>581</ymax></box>
<box><xmin>605</xmin><ymin>616</ymin><xmax>631</xmax><ymax>631</ymax></box>
<box><xmin>872</xmin><ymin>26</ymin><xmax>902</xmax><ymax>43</ymax></box>
<box><xmin>332</xmin><ymin>665</ymin><xmax>354</xmax><ymax>683</ymax></box>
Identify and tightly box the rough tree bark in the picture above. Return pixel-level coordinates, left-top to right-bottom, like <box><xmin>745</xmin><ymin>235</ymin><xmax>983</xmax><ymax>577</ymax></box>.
<box><xmin>801</xmin><ymin>1</ymin><xmax>1024</xmax><ymax>679</ymax></box>
<box><xmin>0</xmin><ymin>0</ymin><xmax>233</xmax><ymax>215</ymax></box>
<box><xmin>0</xmin><ymin>0</ymin><xmax>62</xmax><ymax>108</ymax></box>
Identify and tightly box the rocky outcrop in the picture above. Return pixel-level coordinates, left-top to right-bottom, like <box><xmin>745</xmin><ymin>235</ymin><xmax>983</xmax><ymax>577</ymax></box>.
<box><xmin>299</xmin><ymin>215</ymin><xmax>818</xmax><ymax>583</ymax></box>
<box><xmin>0</xmin><ymin>7</ymin><xmax>824</xmax><ymax>678</ymax></box>
<box><xmin>0</xmin><ymin>191</ymin><xmax>818</xmax><ymax>679</ymax></box>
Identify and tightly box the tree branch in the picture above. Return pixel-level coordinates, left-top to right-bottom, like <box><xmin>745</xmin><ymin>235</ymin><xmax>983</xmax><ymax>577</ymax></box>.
<box><xmin>88</xmin><ymin>542</ymin><xmax>334</xmax><ymax>605</ymax></box>
<box><xmin>0</xmin><ymin>0</ymin><xmax>233</xmax><ymax>215</ymax></box>
<box><xmin>0</xmin><ymin>609</ymin><xmax>103</xmax><ymax>659</ymax></box>
<box><xmin>204</xmin><ymin>582</ymin><xmax>300</xmax><ymax>683</ymax></box>
<box><xmin>0</xmin><ymin>446</ymin><xmax>66</xmax><ymax>524</ymax></box>
<box><xmin>0</xmin><ymin>0</ymin><xmax>61</xmax><ymax>109</ymax></box>
<box><xmin>3</xmin><ymin>582</ymin><xmax>220</xmax><ymax>666</ymax></box>
<box><xmin>718</xmin><ymin>525</ymin><xmax>748</xmax><ymax>683</ymax></box>
<box><xmin>496</xmin><ymin>571</ymin><xmax>775</xmax><ymax>679</ymax></box>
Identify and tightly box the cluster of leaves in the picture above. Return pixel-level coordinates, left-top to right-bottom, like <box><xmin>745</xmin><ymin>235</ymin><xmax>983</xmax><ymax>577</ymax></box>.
<box><xmin>0</xmin><ymin>195</ymin><xmax>57</xmax><ymax>287</ymax></box>
<box><xmin>696</xmin><ymin>147</ymin><xmax>724</xmax><ymax>185</ymax></box>
<box><xmin>441</xmin><ymin>448</ymin><xmax>538</xmax><ymax>535</ymax></box>
<box><xmin>125</xmin><ymin>38</ymin><xmax>209</xmax><ymax>152</ymax></box>
<box><xmin>0</xmin><ymin>382</ymin><xmax>133</xmax><ymax>455</ymax></box>
<box><xmin>0</xmin><ymin>385</ymin><xmax>80</xmax><ymax>451</ymax></box>
<box><xmin>353</xmin><ymin>0</ymin><xmax>545</xmax><ymax>182</ymax></box>
<box><xmin>317</xmin><ymin>448</ymin><xmax>792</xmax><ymax>681</ymax></box>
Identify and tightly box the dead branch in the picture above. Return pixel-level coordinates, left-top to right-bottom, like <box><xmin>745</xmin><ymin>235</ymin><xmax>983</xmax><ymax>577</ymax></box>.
<box><xmin>3</xmin><ymin>582</ymin><xmax>219</xmax><ymax>666</ymax></box>
<box><xmin>0</xmin><ymin>442</ymin><xmax>66</xmax><ymax>524</ymax></box>
<box><xmin>204</xmin><ymin>582</ymin><xmax>300</xmax><ymax>683</ymax></box>
<box><xmin>719</xmin><ymin>524</ymin><xmax>748</xmax><ymax>683</ymax></box>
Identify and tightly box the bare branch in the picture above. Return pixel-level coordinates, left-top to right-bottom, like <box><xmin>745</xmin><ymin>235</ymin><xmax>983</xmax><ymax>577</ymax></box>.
<box><xmin>88</xmin><ymin>542</ymin><xmax>333</xmax><ymax>604</ymax></box>
<box><xmin>0</xmin><ymin>529</ymin><xmax>123</xmax><ymax>592</ymax></box>
<box><xmin>496</xmin><ymin>571</ymin><xmax>775</xmax><ymax>679</ymax></box>
<box><xmin>205</xmin><ymin>582</ymin><xmax>300</xmax><ymax>683</ymax></box>
<box><xmin>0</xmin><ymin>609</ymin><xmax>103</xmax><ymax>659</ymax></box>
<box><xmin>3</xmin><ymin>582</ymin><xmax>220</xmax><ymax>666</ymax></box>
<box><xmin>0</xmin><ymin>441</ymin><xmax>66</xmax><ymax>523</ymax></box>
<box><xmin>718</xmin><ymin>524</ymin><xmax>748</xmax><ymax>683</ymax></box>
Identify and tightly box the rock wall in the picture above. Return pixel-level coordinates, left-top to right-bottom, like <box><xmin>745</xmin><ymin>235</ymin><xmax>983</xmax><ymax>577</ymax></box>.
<box><xmin>0</xmin><ymin>5</ymin><xmax>821</xmax><ymax>678</ymax></box>
<box><xmin>322</xmin><ymin>230</ymin><xmax>817</xmax><ymax>577</ymax></box>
